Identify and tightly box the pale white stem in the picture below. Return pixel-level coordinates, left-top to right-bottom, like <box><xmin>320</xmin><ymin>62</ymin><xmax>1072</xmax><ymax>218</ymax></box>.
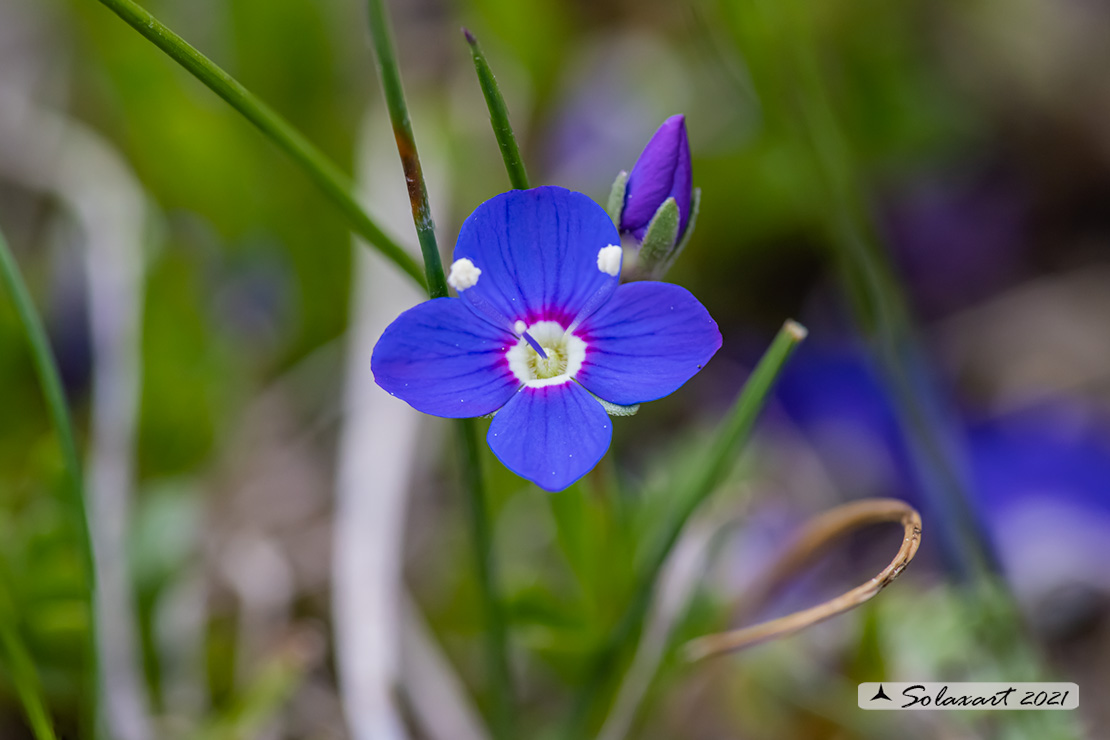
<box><xmin>331</xmin><ymin>105</ymin><xmax>443</xmax><ymax>740</ymax></box>
<box><xmin>153</xmin><ymin>568</ymin><xmax>208</xmax><ymax>720</ymax></box>
<box><xmin>74</xmin><ymin>124</ymin><xmax>153</xmax><ymax>740</ymax></box>
<box><xmin>596</xmin><ymin>513</ymin><xmax>724</xmax><ymax>740</ymax></box>
<box><xmin>0</xmin><ymin>89</ymin><xmax>153</xmax><ymax>740</ymax></box>
<box><xmin>400</xmin><ymin>594</ymin><xmax>490</xmax><ymax>740</ymax></box>
<box><xmin>221</xmin><ymin>532</ymin><xmax>296</xmax><ymax>671</ymax></box>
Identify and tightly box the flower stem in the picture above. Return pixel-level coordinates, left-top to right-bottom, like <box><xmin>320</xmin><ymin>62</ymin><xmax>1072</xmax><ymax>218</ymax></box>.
<box><xmin>91</xmin><ymin>0</ymin><xmax>427</xmax><ymax>291</ymax></box>
<box><xmin>366</xmin><ymin>0</ymin><xmax>448</xmax><ymax>298</ymax></box>
<box><xmin>365</xmin><ymin>0</ymin><xmax>513</xmax><ymax>735</ymax></box>
<box><xmin>563</xmin><ymin>320</ymin><xmax>807</xmax><ymax>737</ymax></box>
<box><xmin>457</xmin><ymin>418</ymin><xmax>514</xmax><ymax>739</ymax></box>
<box><xmin>462</xmin><ymin>29</ymin><xmax>531</xmax><ymax>190</ymax></box>
<box><xmin>0</xmin><ymin>226</ymin><xmax>95</xmax><ymax>738</ymax></box>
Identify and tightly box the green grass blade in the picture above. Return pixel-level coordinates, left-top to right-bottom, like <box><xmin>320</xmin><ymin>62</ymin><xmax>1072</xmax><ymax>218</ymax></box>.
<box><xmin>92</xmin><ymin>0</ymin><xmax>426</xmax><ymax>290</ymax></box>
<box><xmin>366</xmin><ymin>0</ymin><xmax>449</xmax><ymax>298</ymax></box>
<box><xmin>0</xmin><ymin>567</ymin><xmax>59</xmax><ymax>740</ymax></box>
<box><xmin>0</xmin><ymin>226</ymin><xmax>92</xmax><ymax>739</ymax></box>
<box><xmin>0</xmin><ymin>229</ymin><xmax>94</xmax><ymax>593</ymax></box>
<box><xmin>366</xmin><ymin>1</ymin><xmax>512</xmax><ymax>736</ymax></box>
<box><xmin>563</xmin><ymin>320</ymin><xmax>808</xmax><ymax>737</ymax></box>
<box><xmin>463</xmin><ymin>29</ymin><xmax>531</xmax><ymax>190</ymax></box>
<box><xmin>0</xmin><ymin>622</ymin><xmax>58</xmax><ymax>740</ymax></box>
<box><xmin>674</xmin><ymin>321</ymin><xmax>808</xmax><ymax>520</ymax></box>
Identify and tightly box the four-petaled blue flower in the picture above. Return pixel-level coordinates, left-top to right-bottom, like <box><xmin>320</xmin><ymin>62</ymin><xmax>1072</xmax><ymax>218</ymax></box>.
<box><xmin>372</xmin><ymin>186</ymin><xmax>721</xmax><ymax>491</ymax></box>
<box><xmin>620</xmin><ymin>114</ymin><xmax>693</xmax><ymax>241</ymax></box>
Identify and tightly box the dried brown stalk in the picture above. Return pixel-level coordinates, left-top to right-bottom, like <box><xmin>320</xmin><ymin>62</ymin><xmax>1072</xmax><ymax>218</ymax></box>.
<box><xmin>683</xmin><ymin>498</ymin><xmax>922</xmax><ymax>661</ymax></box>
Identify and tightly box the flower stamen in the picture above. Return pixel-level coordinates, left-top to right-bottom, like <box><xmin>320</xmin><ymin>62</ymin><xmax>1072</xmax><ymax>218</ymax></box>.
<box><xmin>447</xmin><ymin>258</ymin><xmax>482</xmax><ymax>290</ymax></box>
<box><xmin>597</xmin><ymin>244</ymin><xmax>623</xmax><ymax>276</ymax></box>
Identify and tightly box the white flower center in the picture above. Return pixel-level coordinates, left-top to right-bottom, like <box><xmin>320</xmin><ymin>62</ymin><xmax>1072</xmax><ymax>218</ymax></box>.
<box><xmin>507</xmin><ymin>321</ymin><xmax>586</xmax><ymax>388</ymax></box>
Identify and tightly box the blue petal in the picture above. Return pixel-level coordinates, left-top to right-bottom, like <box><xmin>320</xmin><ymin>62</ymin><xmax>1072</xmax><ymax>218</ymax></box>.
<box><xmin>372</xmin><ymin>297</ymin><xmax>519</xmax><ymax>418</ymax></box>
<box><xmin>575</xmin><ymin>282</ymin><xmax>721</xmax><ymax>406</ymax></box>
<box><xmin>487</xmin><ymin>382</ymin><xmax>612</xmax><ymax>492</ymax></box>
<box><xmin>453</xmin><ymin>187</ymin><xmax>620</xmax><ymax>329</ymax></box>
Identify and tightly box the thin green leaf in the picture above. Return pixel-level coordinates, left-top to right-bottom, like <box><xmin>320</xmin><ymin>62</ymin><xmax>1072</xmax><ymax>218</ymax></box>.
<box><xmin>0</xmin><ymin>568</ymin><xmax>58</xmax><ymax>740</ymax></box>
<box><xmin>562</xmin><ymin>320</ymin><xmax>808</xmax><ymax>737</ymax></box>
<box><xmin>366</xmin><ymin>0</ymin><xmax>448</xmax><ymax>298</ymax></box>
<box><xmin>0</xmin><ymin>226</ymin><xmax>90</xmax><ymax>739</ymax></box>
<box><xmin>463</xmin><ymin>28</ymin><xmax>530</xmax><ymax>190</ymax></box>
<box><xmin>93</xmin><ymin>0</ymin><xmax>426</xmax><ymax>290</ymax></box>
<box><xmin>367</xmin><ymin>2</ymin><xmax>512</xmax><ymax>737</ymax></box>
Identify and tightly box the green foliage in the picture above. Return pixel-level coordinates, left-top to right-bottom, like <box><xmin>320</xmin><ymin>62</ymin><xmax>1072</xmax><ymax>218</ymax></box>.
<box><xmin>0</xmin><ymin>0</ymin><xmax>1090</xmax><ymax>737</ymax></box>
<box><xmin>0</xmin><ymin>225</ymin><xmax>94</xmax><ymax>737</ymax></box>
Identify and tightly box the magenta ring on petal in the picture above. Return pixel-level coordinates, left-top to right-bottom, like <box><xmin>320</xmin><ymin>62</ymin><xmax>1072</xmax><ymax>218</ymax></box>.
<box><xmin>506</xmin><ymin>321</ymin><xmax>587</xmax><ymax>389</ymax></box>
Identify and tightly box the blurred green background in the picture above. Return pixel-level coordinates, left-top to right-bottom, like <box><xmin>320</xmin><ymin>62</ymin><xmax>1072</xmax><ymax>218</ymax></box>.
<box><xmin>1</xmin><ymin>0</ymin><xmax>1109</xmax><ymax>737</ymax></box>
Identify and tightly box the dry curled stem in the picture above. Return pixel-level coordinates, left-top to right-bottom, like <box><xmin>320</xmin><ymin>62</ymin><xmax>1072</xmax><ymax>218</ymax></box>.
<box><xmin>684</xmin><ymin>498</ymin><xmax>922</xmax><ymax>661</ymax></box>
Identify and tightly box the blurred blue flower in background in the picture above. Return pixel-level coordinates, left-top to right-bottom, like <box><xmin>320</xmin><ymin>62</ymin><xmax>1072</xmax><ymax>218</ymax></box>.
<box><xmin>773</xmin><ymin>340</ymin><xmax>917</xmax><ymax>504</ymax></box>
<box><xmin>372</xmin><ymin>187</ymin><xmax>720</xmax><ymax>491</ymax></box>
<box><xmin>882</xmin><ymin>169</ymin><xmax>1028</xmax><ymax>317</ymax></box>
<box><xmin>967</xmin><ymin>406</ymin><xmax>1110</xmax><ymax>629</ymax></box>
<box><xmin>772</xmin><ymin>339</ymin><xmax>1110</xmax><ymax>628</ymax></box>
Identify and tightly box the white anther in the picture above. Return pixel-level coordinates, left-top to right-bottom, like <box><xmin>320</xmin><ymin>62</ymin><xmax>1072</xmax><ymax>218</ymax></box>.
<box><xmin>597</xmin><ymin>244</ymin><xmax>623</xmax><ymax>277</ymax></box>
<box><xmin>513</xmin><ymin>320</ymin><xmax>527</xmax><ymax>335</ymax></box>
<box><xmin>447</xmin><ymin>258</ymin><xmax>481</xmax><ymax>291</ymax></box>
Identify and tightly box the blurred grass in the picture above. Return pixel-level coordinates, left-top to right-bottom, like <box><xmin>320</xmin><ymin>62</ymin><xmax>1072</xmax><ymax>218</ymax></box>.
<box><xmin>0</xmin><ymin>0</ymin><xmax>1102</xmax><ymax>737</ymax></box>
<box><xmin>0</xmin><ymin>569</ymin><xmax>58</xmax><ymax>740</ymax></box>
<box><xmin>0</xmin><ymin>225</ymin><xmax>88</xmax><ymax>738</ymax></box>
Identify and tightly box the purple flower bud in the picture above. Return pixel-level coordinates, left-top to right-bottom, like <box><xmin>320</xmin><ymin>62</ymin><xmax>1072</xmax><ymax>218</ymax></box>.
<box><xmin>620</xmin><ymin>114</ymin><xmax>692</xmax><ymax>241</ymax></box>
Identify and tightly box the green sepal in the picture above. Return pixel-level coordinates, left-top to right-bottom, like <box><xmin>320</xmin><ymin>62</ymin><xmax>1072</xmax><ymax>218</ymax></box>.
<box><xmin>657</xmin><ymin>187</ymin><xmax>700</xmax><ymax>277</ymax></box>
<box><xmin>607</xmin><ymin>170</ymin><xmax>628</xmax><ymax>227</ymax></box>
<box><xmin>637</xmin><ymin>196</ymin><xmax>681</xmax><ymax>274</ymax></box>
<box><xmin>597</xmin><ymin>397</ymin><xmax>640</xmax><ymax>417</ymax></box>
<box><xmin>581</xmin><ymin>385</ymin><xmax>640</xmax><ymax>416</ymax></box>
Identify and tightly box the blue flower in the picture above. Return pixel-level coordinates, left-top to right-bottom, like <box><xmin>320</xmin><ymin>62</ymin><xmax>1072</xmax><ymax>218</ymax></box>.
<box><xmin>372</xmin><ymin>186</ymin><xmax>721</xmax><ymax>491</ymax></box>
<box><xmin>620</xmin><ymin>114</ymin><xmax>693</xmax><ymax>241</ymax></box>
<box><xmin>966</xmin><ymin>408</ymin><xmax>1110</xmax><ymax>612</ymax></box>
